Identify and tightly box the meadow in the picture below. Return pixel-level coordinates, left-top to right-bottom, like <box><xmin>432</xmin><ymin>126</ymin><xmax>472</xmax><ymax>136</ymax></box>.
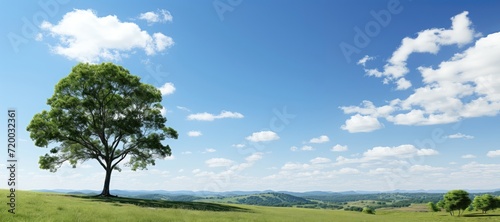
<box><xmin>1</xmin><ymin>190</ymin><xmax>500</xmax><ymax>222</ymax></box>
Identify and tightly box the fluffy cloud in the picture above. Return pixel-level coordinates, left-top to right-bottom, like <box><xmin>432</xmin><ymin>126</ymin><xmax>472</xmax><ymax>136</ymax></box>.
<box><xmin>331</xmin><ymin>144</ymin><xmax>348</xmax><ymax>152</ymax></box>
<box><xmin>245</xmin><ymin>131</ymin><xmax>279</xmax><ymax>142</ymax></box>
<box><xmin>341</xmin><ymin>114</ymin><xmax>383</xmax><ymax>133</ymax></box>
<box><xmin>301</xmin><ymin>145</ymin><xmax>314</xmax><ymax>151</ymax></box>
<box><xmin>187</xmin><ymin>110</ymin><xmax>244</xmax><ymax>121</ymax></box>
<box><xmin>40</xmin><ymin>9</ymin><xmax>174</xmax><ymax>63</ymax></box>
<box><xmin>309</xmin><ymin>135</ymin><xmax>330</xmax><ymax>144</ymax></box>
<box><xmin>158</xmin><ymin>82</ymin><xmax>175</xmax><ymax>96</ymax></box>
<box><xmin>487</xmin><ymin>150</ymin><xmax>500</xmax><ymax>158</ymax></box>
<box><xmin>139</xmin><ymin>9</ymin><xmax>173</xmax><ymax>25</ymax></box>
<box><xmin>336</xmin><ymin>144</ymin><xmax>438</xmax><ymax>165</ymax></box>
<box><xmin>205</xmin><ymin>148</ymin><xmax>216</xmax><ymax>153</ymax></box>
<box><xmin>187</xmin><ymin>131</ymin><xmax>202</xmax><ymax>137</ymax></box>
<box><xmin>205</xmin><ymin>158</ymin><xmax>234</xmax><ymax>167</ymax></box>
<box><xmin>342</xmin><ymin>11</ymin><xmax>500</xmax><ymax>132</ymax></box>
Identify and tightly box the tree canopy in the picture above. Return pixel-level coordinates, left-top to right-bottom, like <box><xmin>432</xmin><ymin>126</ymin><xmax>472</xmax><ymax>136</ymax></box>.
<box><xmin>439</xmin><ymin>190</ymin><xmax>472</xmax><ymax>216</ymax></box>
<box><xmin>27</xmin><ymin>62</ymin><xmax>178</xmax><ymax>196</ymax></box>
<box><xmin>473</xmin><ymin>194</ymin><xmax>499</xmax><ymax>214</ymax></box>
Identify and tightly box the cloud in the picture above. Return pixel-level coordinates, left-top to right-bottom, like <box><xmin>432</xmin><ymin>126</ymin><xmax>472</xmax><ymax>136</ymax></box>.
<box><xmin>205</xmin><ymin>158</ymin><xmax>234</xmax><ymax>167</ymax></box>
<box><xmin>446</xmin><ymin>133</ymin><xmax>474</xmax><ymax>139</ymax></box>
<box><xmin>336</xmin><ymin>144</ymin><xmax>439</xmax><ymax>165</ymax></box>
<box><xmin>487</xmin><ymin>150</ymin><xmax>500</xmax><ymax>158</ymax></box>
<box><xmin>309</xmin><ymin>135</ymin><xmax>330</xmax><ymax>144</ymax></box>
<box><xmin>40</xmin><ymin>9</ymin><xmax>174</xmax><ymax>63</ymax></box>
<box><xmin>310</xmin><ymin>157</ymin><xmax>331</xmax><ymax>164</ymax></box>
<box><xmin>160</xmin><ymin>107</ymin><xmax>167</xmax><ymax>116</ymax></box>
<box><xmin>341</xmin><ymin>11</ymin><xmax>500</xmax><ymax>131</ymax></box>
<box><xmin>232</xmin><ymin>144</ymin><xmax>246</xmax><ymax>148</ymax></box>
<box><xmin>290</xmin><ymin>146</ymin><xmax>298</xmax><ymax>152</ymax></box>
<box><xmin>364</xmin><ymin>11</ymin><xmax>477</xmax><ymax>89</ymax></box>
<box><xmin>357</xmin><ymin>55</ymin><xmax>374</xmax><ymax>67</ymax></box>
<box><xmin>205</xmin><ymin>148</ymin><xmax>216</xmax><ymax>153</ymax></box>
<box><xmin>301</xmin><ymin>145</ymin><xmax>314</xmax><ymax>151</ymax></box>
<box><xmin>138</xmin><ymin>9</ymin><xmax>173</xmax><ymax>25</ymax></box>
<box><xmin>246</xmin><ymin>152</ymin><xmax>263</xmax><ymax>162</ymax></box>
<box><xmin>158</xmin><ymin>82</ymin><xmax>175</xmax><ymax>96</ymax></box>
<box><xmin>461</xmin><ymin>154</ymin><xmax>476</xmax><ymax>159</ymax></box>
<box><xmin>409</xmin><ymin>165</ymin><xmax>446</xmax><ymax>173</ymax></box>
<box><xmin>245</xmin><ymin>131</ymin><xmax>279</xmax><ymax>142</ymax></box>
<box><xmin>187</xmin><ymin>131</ymin><xmax>202</xmax><ymax>137</ymax></box>
<box><xmin>177</xmin><ymin>106</ymin><xmax>191</xmax><ymax>112</ymax></box>
<box><xmin>187</xmin><ymin>110</ymin><xmax>244</xmax><ymax>121</ymax></box>
<box><xmin>164</xmin><ymin>155</ymin><xmax>175</xmax><ymax>160</ymax></box>
<box><xmin>181</xmin><ymin>151</ymin><xmax>192</xmax><ymax>155</ymax></box>
<box><xmin>341</xmin><ymin>114</ymin><xmax>383</xmax><ymax>133</ymax></box>
<box><xmin>331</xmin><ymin>144</ymin><xmax>348</xmax><ymax>152</ymax></box>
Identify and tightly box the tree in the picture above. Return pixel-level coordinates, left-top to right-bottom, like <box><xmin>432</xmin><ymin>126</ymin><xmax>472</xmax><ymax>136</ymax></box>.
<box><xmin>473</xmin><ymin>194</ymin><xmax>499</xmax><ymax>214</ymax></box>
<box><xmin>27</xmin><ymin>63</ymin><xmax>178</xmax><ymax>197</ymax></box>
<box><xmin>362</xmin><ymin>206</ymin><xmax>375</xmax><ymax>214</ymax></box>
<box><xmin>427</xmin><ymin>202</ymin><xmax>439</xmax><ymax>212</ymax></box>
<box><xmin>440</xmin><ymin>190</ymin><xmax>472</xmax><ymax>216</ymax></box>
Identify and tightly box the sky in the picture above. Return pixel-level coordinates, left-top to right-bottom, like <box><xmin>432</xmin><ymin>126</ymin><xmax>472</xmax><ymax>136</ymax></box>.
<box><xmin>1</xmin><ymin>0</ymin><xmax>500</xmax><ymax>192</ymax></box>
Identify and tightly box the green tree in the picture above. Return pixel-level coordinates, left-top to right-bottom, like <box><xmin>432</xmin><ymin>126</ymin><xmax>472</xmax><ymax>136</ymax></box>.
<box><xmin>27</xmin><ymin>63</ymin><xmax>178</xmax><ymax>197</ymax></box>
<box><xmin>440</xmin><ymin>190</ymin><xmax>472</xmax><ymax>216</ymax></box>
<box><xmin>473</xmin><ymin>194</ymin><xmax>498</xmax><ymax>214</ymax></box>
<box><xmin>362</xmin><ymin>207</ymin><xmax>375</xmax><ymax>214</ymax></box>
<box><xmin>427</xmin><ymin>202</ymin><xmax>439</xmax><ymax>212</ymax></box>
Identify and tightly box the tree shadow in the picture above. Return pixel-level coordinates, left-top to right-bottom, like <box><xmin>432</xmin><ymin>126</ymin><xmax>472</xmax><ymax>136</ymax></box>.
<box><xmin>69</xmin><ymin>195</ymin><xmax>251</xmax><ymax>212</ymax></box>
<box><xmin>462</xmin><ymin>213</ymin><xmax>500</xmax><ymax>217</ymax></box>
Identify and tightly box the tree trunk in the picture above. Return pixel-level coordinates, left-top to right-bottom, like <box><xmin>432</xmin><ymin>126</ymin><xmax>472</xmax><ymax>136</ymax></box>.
<box><xmin>99</xmin><ymin>167</ymin><xmax>114</xmax><ymax>197</ymax></box>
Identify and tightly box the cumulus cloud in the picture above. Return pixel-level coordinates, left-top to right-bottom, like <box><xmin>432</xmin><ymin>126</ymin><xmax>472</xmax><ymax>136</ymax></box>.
<box><xmin>187</xmin><ymin>131</ymin><xmax>202</xmax><ymax>137</ymax></box>
<box><xmin>204</xmin><ymin>148</ymin><xmax>216</xmax><ymax>153</ymax></box>
<box><xmin>331</xmin><ymin>144</ymin><xmax>348</xmax><ymax>152</ymax></box>
<box><xmin>158</xmin><ymin>82</ymin><xmax>175</xmax><ymax>96</ymax></box>
<box><xmin>487</xmin><ymin>150</ymin><xmax>500</xmax><ymax>158</ymax></box>
<box><xmin>301</xmin><ymin>145</ymin><xmax>314</xmax><ymax>151</ymax></box>
<box><xmin>341</xmin><ymin>11</ymin><xmax>500</xmax><ymax>132</ymax></box>
<box><xmin>187</xmin><ymin>110</ymin><xmax>244</xmax><ymax>121</ymax></box>
<box><xmin>341</xmin><ymin>114</ymin><xmax>383</xmax><ymax>133</ymax></box>
<box><xmin>336</xmin><ymin>144</ymin><xmax>439</xmax><ymax>165</ymax></box>
<box><xmin>40</xmin><ymin>9</ymin><xmax>174</xmax><ymax>63</ymax></box>
<box><xmin>309</xmin><ymin>135</ymin><xmax>330</xmax><ymax>144</ymax></box>
<box><xmin>245</xmin><ymin>131</ymin><xmax>279</xmax><ymax>142</ymax></box>
<box><xmin>310</xmin><ymin>157</ymin><xmax>331</xmax><ymax>164</ymax></box>
<box><xmin>138</xmin><ymin>9</ymin><xmax>173</xmax><ymax>25</ymax></box>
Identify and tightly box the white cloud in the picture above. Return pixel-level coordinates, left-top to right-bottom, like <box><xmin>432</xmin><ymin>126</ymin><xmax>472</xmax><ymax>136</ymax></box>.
<box><xmin>181</xmin><ymin>151</ymin><xmax>192</xmax><ymax>155</ymax></box>
<box><xmin>310</xmin><ymin>157</ymin><xmax>331</xmax><ymax>164</ymax></box>
<box><xmin>409</xmin><ymin>165</ymin><xmax>446</xmax><ymax>172</ymax></box>
<box><xmin>357</xmin><ymin>55</ymin><xmax>374</xmax><ymax>67</ymax></box>
<box><xmin>232</xmin><ymin>144</ymin><xmax>246</xmax><ymax>148</ymax></box>
<box><xmin>290</xmin><ymin>146</ymin><xmax>298</xmax><ymax>152</ymax></box>
<box><xmin>309</xmin><ymin>135</ymin><xmax>330</xmax><ymax>144</ymax></box>
<box><xmin>177</xmin><ymin>106</ymin><xmax>191</xmax><ymax>112</ymax></box>
<box><xmin>187</xmin><ymin>110</ymin><xmax>244</xmax><ymax>121</ymax></box>
<box><xmin>487</xmin><ymin>150</ymin><xmax>500</xmax><ymax>158</ymax></box>
<box><xmin>301</xmin><ymin>145</ymin><xmax>314</xmax><ymax>151</ymax></box>
<box><xmin>342</xmin><ymin>12</ymin><xmax>500</xmax><ymax>130</ymax></box>
<box><xmin>40</xmin><ymin>9</ymin><xmax>174</xmax><ymax>63</ymax></box>
<box><xmin>246</xmin><ymin>152</ymin><xmax>263</xmax><ymax>162</ymax></box>
<box><xmin>160</xmin><ymin>107</ymin><xmax>167</xmax><ymax>116</ymax></box>
<box><xmin>331</xmin><ymin>144</ymin><xmax>348</xmax><ymax>152</ymax></box>
<box><xmin>336</xmin><ymin>144</ymin><xmax>439</xmax><ymax>165</ymax></box>
<box><xmin>139</xmin><ymin>9</ymin><xmax>173</xmax><ymax>25</ymax></box>
<box><xmin>245</xmin><ymin>131</ymin><xmax>279</xmax><ymax>142</ymax></box>
<box><xmin>187</xmin><ymin>131</ymin><xmax>202</xmax><ymax>137</ymax></box>
<box><xmin>461</xmin><ymin>154</ymin><xmax>476</xmax><ymax>159</ymax></box>
<box><xmin>158</xmin><ymin>82</ymin><xmax>175</xmax><ymax>96</ymax></box>
<box><xmin>164</xmin><ymin>155</ymin><xmax>175</xmax><ymax>160</ymax></box>
<box><xmin>205</xmin><ymin>158</ymin><xmax>234</xmax><ymax>167</ymax></box>
<box><xmin>341</xmin><ymin>114</ymin><xmax>383</xmax><ymax>133</ymax></box>
<box><xmin>447</xmin><ymin>133</ymin><xmax>474</xmax><ymax>139</ymax></box>
<box><xmin>192</xmin><ymin>169</ymin><xmax>201</xmax><ymax>174</ymax></box>
<box><xmin>205</xmin><ymin>148</ymin><xmax>216</xmax><ymax>153</ymax></box>
<box><xmin>364</xmin><ymin>11</ymin><xmax>477</xmax><ymax>89</ymax></box>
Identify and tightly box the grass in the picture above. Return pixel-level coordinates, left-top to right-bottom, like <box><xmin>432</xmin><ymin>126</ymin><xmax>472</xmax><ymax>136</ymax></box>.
<box><xmin>2</xmin><ymin>190</ymin><xmax>500</xmax><ymax>221</ymax></box>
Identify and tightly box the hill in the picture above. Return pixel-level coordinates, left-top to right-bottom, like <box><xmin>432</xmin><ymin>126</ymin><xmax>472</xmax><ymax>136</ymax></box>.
<box><xmin>202</xmin><ymin>192</ymin><xmax>314</xmax><ymax>207</ymax></box>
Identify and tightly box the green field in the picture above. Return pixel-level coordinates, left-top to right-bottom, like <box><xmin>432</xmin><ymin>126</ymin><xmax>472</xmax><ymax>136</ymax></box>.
<box><xmin>2</xmin><ymin>190</ymin><xmax>500</xmax><ymax>222</ymax></box>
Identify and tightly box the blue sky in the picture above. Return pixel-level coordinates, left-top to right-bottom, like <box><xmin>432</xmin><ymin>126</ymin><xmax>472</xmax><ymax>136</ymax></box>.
<box><xmin>1</xmin><ymin>0</ymin><xmax>500</xmax><ymax>192</ymax></box>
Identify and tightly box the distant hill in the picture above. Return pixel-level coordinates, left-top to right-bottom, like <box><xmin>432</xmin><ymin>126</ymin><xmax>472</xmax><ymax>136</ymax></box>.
<box><xmin>202</xmin><ymin>192</ymin><xmax>313</xmax><ymax>207</ymax></box>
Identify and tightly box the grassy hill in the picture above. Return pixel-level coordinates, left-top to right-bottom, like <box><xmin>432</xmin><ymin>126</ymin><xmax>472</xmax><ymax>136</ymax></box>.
<box><xmin>201</xmin><ymin>192</ymin><xmax>314</xmax><ymax>207</ymax></box>
<box><xmin>2</xmin><ymin>190</ymin><xmax>500</xmax><ymax>221</ymax></box>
